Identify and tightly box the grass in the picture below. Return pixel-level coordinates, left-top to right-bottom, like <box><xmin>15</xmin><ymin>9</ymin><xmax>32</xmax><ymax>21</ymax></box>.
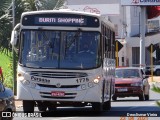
<box><xmin>0</xmin><ymin>52</ymin><xmax>13</xmax><ymax>89</ymax></box>
<box><xmin>0</xmin><ymin>53</ymin><xmax>11</xmax><ymax>72</ymax></box>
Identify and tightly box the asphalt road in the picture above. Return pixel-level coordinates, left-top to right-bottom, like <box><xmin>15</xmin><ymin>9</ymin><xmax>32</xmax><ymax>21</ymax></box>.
<box><xmin>12</xmin><ymin>84</ymin><xmax>160</xmax><ymax>120</ymax></box>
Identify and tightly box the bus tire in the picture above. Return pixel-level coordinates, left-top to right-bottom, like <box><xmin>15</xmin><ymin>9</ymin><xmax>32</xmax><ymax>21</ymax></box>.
<box><xmin>37</xmin><ymin>102</ymin><xmax>47</xmax><ymax>112</ymax></box>
<box><xmin>103</xmin><ymin>100</ymin><xmax>111</xmax><ymax>110</ymax></box>
<box><xmin>112</xmin><ymin>96</ymin><xmax>117</xmax><ymax>101</ymax></box>
<box><xmin>92</xmin><ymin>102</ymin><xmax>103</xmax><ymax>112</ymax></box>
<box><xmin>23</xmin><ymin>100</ymin><xmax>35</xmax><ymax>113</ymax></box>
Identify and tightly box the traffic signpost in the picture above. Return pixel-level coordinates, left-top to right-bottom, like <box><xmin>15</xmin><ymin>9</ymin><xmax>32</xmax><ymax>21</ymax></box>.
<box><xmin>115</xmin><ymin>40</ymin><xmax>123</xmax><ymax>68</ymax></box>
<box><xmin>148</xmin><ymin>44</ymin><xmax>154</xmax><ymax>81</ymax></box>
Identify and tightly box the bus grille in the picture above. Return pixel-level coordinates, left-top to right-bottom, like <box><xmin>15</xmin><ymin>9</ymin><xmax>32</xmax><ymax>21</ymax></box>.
<box><xmin>37</xmin><ymin>84</ymin><xmax>80</xmax><ymax>88</ymax></box>
<box><xmin>29</xmin><ymin>71</ymin><xmax>88</xmax><ymax>78</ymax></box>
<box><xmin>40</xmin><ymin>92</ymin><xmax>76</xmax><ymax>99</ymax></box>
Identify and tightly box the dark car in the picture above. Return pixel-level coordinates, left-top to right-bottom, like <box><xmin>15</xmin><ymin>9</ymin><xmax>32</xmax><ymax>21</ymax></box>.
<box><xmin>112</xmin><ymin>67</ymin><xmax>150</xmax><ymax>101</ymax></box>
<box><xmin>0</xmin><ymin>81</ymin><xmax>16</xmax><ymax>119</ymax></box>
<box><xmin>145</xmin><ymin>61</ymin><xmax>160</xmax><ymax>76</ymax></box>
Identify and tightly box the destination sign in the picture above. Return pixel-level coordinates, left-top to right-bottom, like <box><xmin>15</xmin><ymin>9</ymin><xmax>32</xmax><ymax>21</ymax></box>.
<box><xmin>22</xmin><ymin>13</ymin><xmax>99</xmax><ymax>27</ymax></box>
<box><xmin>35</xmin><ymin>17</ymin><xmax>86</xmax><ymax>25</ymax></box>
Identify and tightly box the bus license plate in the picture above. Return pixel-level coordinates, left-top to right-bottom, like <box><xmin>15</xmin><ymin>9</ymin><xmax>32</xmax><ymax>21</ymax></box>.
<box><xmin>118</xmin><ymin>88</ymin><xmax>128</xmax><ymax>92</ymax></box>
<box><xmin>51</xmin><ymin>91</ymin><xmax>65</xmax><ymax>97</ymax></box>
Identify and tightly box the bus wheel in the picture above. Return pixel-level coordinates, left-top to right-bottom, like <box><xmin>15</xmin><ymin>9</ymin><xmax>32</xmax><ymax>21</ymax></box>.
<box><xmin>23</xmin><ymin>100</ymin><xmax>35</xmax><ymax>113</ymax></box>
<box><xmin>112</xmin><ymin>96</ymin><xmax>117</xmax><ymax>101</ymax></box>
<box><xmin>37</xmin><ymin>101</ymin><xmax>47</xmax><ymax>112</ymax></box>
<box><xmin>92</xmin><ymin>102</ymin><xmax>103</xmax><ymax>112</ymax></box>
<box><xmin>103</xmin><ymin>100</ymin><xmax>111</xmax><ymax>110</ymax></box>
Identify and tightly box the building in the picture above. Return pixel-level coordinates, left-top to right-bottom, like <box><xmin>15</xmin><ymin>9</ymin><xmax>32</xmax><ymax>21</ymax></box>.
<box><xmin>65</xmin><ymin>0</ymin><xmax>160</xmax><ymax>66</ymax></box>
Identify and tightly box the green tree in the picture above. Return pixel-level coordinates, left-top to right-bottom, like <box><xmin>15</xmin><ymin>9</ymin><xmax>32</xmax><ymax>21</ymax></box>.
<box><xmin>0</xmin><ymin>0</ymin><xmax>12</xmax><ymax>54</ymax></box>
<box><xmin>34</xmin><ymin>0</ymin><xmax>65</xmax><ymax>10</ymax></box>
<box><xmin>0</xmin><ymin>0</ymin><xmax>12</xmax><ymax>12</ymax></box>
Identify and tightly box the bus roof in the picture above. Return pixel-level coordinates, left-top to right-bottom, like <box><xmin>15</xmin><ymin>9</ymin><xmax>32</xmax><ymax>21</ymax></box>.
<box><xmin>21</xmin><ymin>9</ymin><xmax>115</xmax><ymax>31</ymax></box>
<box><xmin>21</xmin><ymin>9</ymin><xmax>101</xmax><ymax>17</ymax></box>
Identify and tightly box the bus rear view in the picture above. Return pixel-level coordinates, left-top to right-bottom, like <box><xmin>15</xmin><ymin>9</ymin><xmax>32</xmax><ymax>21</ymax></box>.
<box><xmin>11</xmin><ymin>10</ymin><xmax>115</xmax><ymax>112</ymax></box>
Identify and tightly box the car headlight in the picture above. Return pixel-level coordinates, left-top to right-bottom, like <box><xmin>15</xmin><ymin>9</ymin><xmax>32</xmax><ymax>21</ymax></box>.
<box><xmin>131</xmin><ymin>82</ymin><xmax>142</xmax><ymax>86</ymax></box>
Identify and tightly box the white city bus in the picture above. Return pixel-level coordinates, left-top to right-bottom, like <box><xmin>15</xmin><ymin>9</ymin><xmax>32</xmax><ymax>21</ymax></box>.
<box><xmin>11</xmin><ymin>9</ymin><xmax>116</xmax><ymax>112</ymax></box>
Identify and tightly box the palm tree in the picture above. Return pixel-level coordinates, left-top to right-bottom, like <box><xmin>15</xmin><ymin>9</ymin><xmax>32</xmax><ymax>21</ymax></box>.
<box><xmin>0</xmin><ymin>0</ymin><xmax>12</xmax><ymax>12</ymax></box>
<box><xmin>34</xmin><ymin>0</ymin><xmax>65</xmax><ymax>10</ymax></box>
<box><xmin>9</xmin><ymin>0</ymin><xmax>66</xmax><ymax>25</ymax></box>
<box><xmin>0</xmin><ymin>0</ymin><xmax>12</xmax><ymax>54</ymax></box>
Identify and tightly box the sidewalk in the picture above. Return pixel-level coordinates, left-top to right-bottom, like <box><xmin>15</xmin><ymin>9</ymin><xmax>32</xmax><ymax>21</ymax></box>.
<box><xmin>148</xmin><ymin>76</ymin><xmax>160</xmax><ymax>83</ymax></box>
<box><xmin>14</xmin><ymin>96</ymin><xmax>22</xmax><ymax>109</ymax></box>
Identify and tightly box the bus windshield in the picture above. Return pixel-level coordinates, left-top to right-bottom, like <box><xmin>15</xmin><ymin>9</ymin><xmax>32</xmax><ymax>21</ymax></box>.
<box><xmin>20</xmin><ymin>30</ymin><xmax>101</xmax><ymax>69</ymax></box>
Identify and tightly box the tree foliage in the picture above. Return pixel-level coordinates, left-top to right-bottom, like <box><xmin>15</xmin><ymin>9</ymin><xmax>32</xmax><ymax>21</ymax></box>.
<box><xmin>34</xmin><ymin>0</ymin><xmax>65</xmax><ymax>10</ymax></box>
<box><xmin>0</xmin><ymin>0</ymin><xmax>12</xmax><ymax>54</ymax></box>
<box><xmin>0</xmin><ymin>0</ymin><xmax>12</xmax><ymax>12</ymax></box>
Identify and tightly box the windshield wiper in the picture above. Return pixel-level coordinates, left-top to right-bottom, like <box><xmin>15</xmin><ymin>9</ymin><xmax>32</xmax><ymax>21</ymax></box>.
<box><xmin>66</xmin><ymin>28</ymin><xmax>81</xmax><ymax>50</ymax></box>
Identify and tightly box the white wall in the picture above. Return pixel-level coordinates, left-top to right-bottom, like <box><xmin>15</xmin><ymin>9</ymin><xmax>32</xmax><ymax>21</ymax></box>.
<box><xmin>66</xmin><ymin>0</ymin><xmax>118</xmax><ymax>5</ymax></box>
<box><xmin>125</xmin><ymin>6</ymin><xmax>141</xmax><ymax>37</ymax></box>
<box><xmin>66</xmin><ymin>0</ymin><xmax>127</xmax><ymax>39</ymax></box>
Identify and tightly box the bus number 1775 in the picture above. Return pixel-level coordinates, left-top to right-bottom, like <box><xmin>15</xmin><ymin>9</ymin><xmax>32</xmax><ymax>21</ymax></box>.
<box><xmin>76</xmin><ymin>78</ymin><xmax>89</xmax><ymax>83</ymax></box>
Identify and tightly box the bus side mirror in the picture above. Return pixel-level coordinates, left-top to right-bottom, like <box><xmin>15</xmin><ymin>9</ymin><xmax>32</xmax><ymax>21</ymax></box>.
<box><xmin>11</xmin><ymin>30</ymin><xmax>18</xmax><ymax>46</ymax></box>
<box><xmin>10</xmin><ymin>23</ymin><xmax>20</xmax><ymax>53</ymax></box>
<box><xmin>10</xmin><ymin>30</ymin><xmax>19</xmax><ymax>53</ymax></box>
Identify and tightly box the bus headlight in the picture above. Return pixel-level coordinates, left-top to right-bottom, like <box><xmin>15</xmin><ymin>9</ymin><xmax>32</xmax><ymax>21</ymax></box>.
<box><xmin>17</xmin><ymin>73</ymin><xmax>25</xmax><ymax>81</ymax></box>
<box><xmin>93</xmin><ymin>76</ymin><xmax>101</xmax><ymax>84</ymax></box>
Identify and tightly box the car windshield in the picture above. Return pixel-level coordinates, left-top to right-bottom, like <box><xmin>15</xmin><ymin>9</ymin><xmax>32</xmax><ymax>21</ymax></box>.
<box><xmin>115</xmin><ymin>69</ymin><xmax>140</xmax><ymax>78</ymax></box>
<box><xmin>20</xmin><ymin>30</ymin><xmax>101</xmax><ymax>69</ymax></box>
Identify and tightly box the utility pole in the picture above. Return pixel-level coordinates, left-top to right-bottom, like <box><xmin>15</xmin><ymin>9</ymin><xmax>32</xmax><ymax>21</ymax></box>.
<box><xmin>12</xmin><ymin>0</ymin><xmax>17</xmax><ymax>95</ymax></box>
<box><xmin>139</xmin><ymin>6</ymin><xmax>146</xmax><ymax>67</ymax></box>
